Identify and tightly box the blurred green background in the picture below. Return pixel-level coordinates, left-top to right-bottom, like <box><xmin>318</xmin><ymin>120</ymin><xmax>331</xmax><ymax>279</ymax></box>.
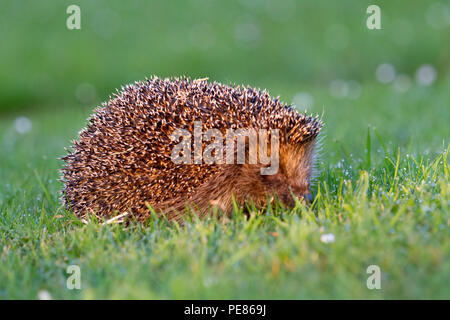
<box><xmin>0</xmin><ymin>0</ymin><xmax>449</xmax><ymax>158</ymax></box>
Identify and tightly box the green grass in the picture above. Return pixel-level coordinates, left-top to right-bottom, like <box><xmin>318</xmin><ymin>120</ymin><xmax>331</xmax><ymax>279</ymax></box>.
<box><xmin>0</xmin><ymin>82</ymin><xmax>448</xmax><ymax>299</ymax></box>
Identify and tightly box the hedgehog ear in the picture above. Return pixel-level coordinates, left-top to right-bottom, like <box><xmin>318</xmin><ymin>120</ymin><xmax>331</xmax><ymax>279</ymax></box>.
<box><xmin>278</xmin><ymin>140</ymin><xmax>316</xmax><ymax>179</ymax></box>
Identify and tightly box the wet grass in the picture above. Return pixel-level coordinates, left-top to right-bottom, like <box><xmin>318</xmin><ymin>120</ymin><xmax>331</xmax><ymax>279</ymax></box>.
<box><xmin>0</xmin><ymin>81</ymin><xmax>448</xmax><ymax>299</ymax></box>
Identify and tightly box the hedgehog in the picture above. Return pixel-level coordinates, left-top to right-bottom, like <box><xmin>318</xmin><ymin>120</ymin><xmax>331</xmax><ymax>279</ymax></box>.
<box><xmin>61</xmin><ymin>77</ymin><xmax>322</xmax><ymax>223</ymax></box>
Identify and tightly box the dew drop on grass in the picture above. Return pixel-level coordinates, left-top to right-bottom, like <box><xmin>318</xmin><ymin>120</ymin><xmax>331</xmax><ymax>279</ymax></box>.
<box><xmin>415</xmin><ymin>64</ymin><xmax>437</xmax><ymax>86</ymax></box>
<box><xmin>14</xmin><ymin>116</ymin><xmax>32</xmax><ymax>134</ymax></box>
<box><xmin>203</xmin><ymin>276</ymin><xmax>215</xmax><ymax>287</ymax></box>
<box><xmin>320</xmin><ymin>233</ymin><xmax>335</xmax><ymax>243</ymax></box>
<box><xmin>376</xmin><ymin>63</ymin><xmax>396</xmax><ymax>83</ymax></box>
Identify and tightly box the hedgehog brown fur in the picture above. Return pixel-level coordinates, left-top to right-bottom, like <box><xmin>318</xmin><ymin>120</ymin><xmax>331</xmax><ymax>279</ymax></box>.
<box><xmin>61</xmin><ymin>76</ymin><xmax>322</xmax><ymax>223</ymax></box>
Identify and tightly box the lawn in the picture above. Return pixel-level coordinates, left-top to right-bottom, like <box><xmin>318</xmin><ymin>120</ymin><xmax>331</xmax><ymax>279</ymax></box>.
<box><xmin>0</xmin><ymin>0</ymin><xmax>449</xmax><ymax>300</ymax></box>
<box><xmin>0</xmin><ymin>80</ymin><xmax>448</xmax><ymax>299</ymax></box>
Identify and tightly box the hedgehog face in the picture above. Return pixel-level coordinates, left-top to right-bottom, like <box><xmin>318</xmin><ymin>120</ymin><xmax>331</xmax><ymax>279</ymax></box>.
<box><xmin>234</xmin><ymin>139</ymin><xmax>318</xmax><ymax>210</ymax></box>
<box><xmin>262</xmin><ymin>172</ymin><xmax>310</xmax><ymax>208</ymax></box>
<box><xmin>261</xmin><ymin>140</ymin><xmax>317</xmax><ymax>207</ymax></box>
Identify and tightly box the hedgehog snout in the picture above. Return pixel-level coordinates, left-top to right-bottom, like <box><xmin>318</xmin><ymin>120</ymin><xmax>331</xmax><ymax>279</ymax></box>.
<box><xmin>287</xmin><ymin>184</ymin><xmax>312</xmax><ymax>206</ymax></box>
<box><xmin>267</xmin><ymin>185</ymin><xmax>310</xmax><ymax>208</ymax></box>
<box><xmin>262</xmin><ymin>172</ymin><xmax>311</xmax><ymax>208</ymax></box>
